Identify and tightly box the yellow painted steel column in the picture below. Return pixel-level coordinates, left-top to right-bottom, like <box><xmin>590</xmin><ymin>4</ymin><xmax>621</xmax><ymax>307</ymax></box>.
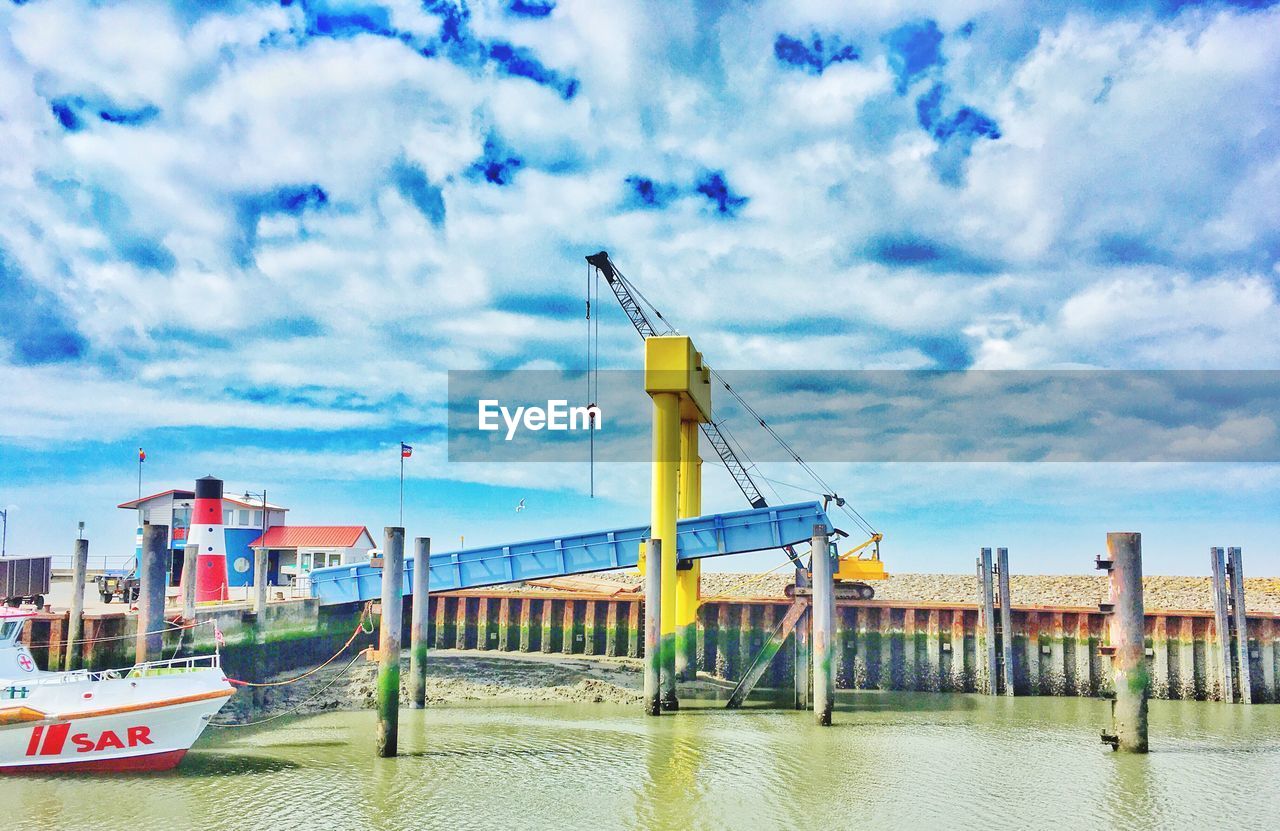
<box><xmin>651</xmin><ymin>391</ymin><xmax>681</xmax><ymax>710</ymax></box>
<box><xmin>675</xmin><ymin>420</ymin><xmax>701</xmax><ymax>680</ymax></box>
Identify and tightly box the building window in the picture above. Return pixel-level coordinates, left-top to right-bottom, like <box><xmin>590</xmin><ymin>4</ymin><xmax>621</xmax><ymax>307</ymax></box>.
<box><xmin>223</xmin><ymin>509</ymin><xmax>233</xmax><ymax>525</ymax></box>
<box><xmin>252</xmin><ymin>510</ymin><xmax>262</xmax><ymax>527</ymax></box>
<box><xmin>238</xmin><ymin>509</ymin><xmax>249</xmax><ymax>526</ymax></box>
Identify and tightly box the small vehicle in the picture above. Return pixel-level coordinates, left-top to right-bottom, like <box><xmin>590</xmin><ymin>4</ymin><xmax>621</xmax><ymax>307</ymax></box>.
<box><xmin>1</xmin><ymin>556</ymin><xmax>51</xmax><ymax>609</ymax></box>
<box><xmin>94</xmin><ymin>570</ymin><xmax>140</xmax><ymax>605</ymax></box>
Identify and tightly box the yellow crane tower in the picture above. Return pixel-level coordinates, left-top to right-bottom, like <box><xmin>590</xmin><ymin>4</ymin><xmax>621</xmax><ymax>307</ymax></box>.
<box><xmin>586</xmin><ymin>252</ymin><xmax>887</xmax><ymax>695</ymax></box>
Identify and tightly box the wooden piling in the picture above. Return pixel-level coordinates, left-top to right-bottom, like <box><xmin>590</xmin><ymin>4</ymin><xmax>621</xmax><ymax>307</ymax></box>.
<box><xmin>409</xmin><ymin>536</ymin><xmax>430</xmax><ymax>710</ymax></box>
<box><xmin>948</xmin><ymin>609</ymin><xmax>968</xmax><ymax>691</ymax></box>
<box><xmin>1046</xmin><ymin>612</ymin><xmax>1066</xmax><ymax>696</ymax></box>
<box><xmin>180</xmin><ymin>542</ymin><xmax>197</xmax><ymax>621</ymax></box>
<box><xmin>923</xmin><ymin>609</ymin><xmax>941</xmax><ymax>692</ymax></box>
<box><xmin>1177</xmin><ymin>616</ymin><xmax>1197</xmax><ymax>700</ymax></box>
<box><xmin>902</xmin><ymin>609</ymin><xmax>918</xmax><ymax>691</ymax></box>
<box><xmin>1227</xmin><ymin>547</ymin><xmax>1252</xmax><ymax>704</ymax></box>
<box><xmin>1074</xmin><ymin>613</ymin><xmax>1093</xmax><ymax>696</ymax></box>
<box><xmin>376</xmin><ymin>527</ymin><xmax>404</xmax><ymax>757</ymax></box>
<box><xmin>473</xmin><ymin>598</ymin><xmax>489</xmax><ymax>651</ymax></box>
<box><xmin>794</xmin><ymin>604</ymin><xmax>810</xmax><ymax>708</ymax></box>
<box><xmin>1210</xmin><ymin>547</ymin><xmax>1234</xmax><ymax>702</ymax></box>
<box><xmin>136</xmin><ymin>523</ymin><xmax>168</xmax><ymax>664</ymax></box>
<box><xmin>1259</xmin><ymin>618</ymin><xmax>1276</xmax><ymax>703</ymax></box>
<box><xmin>978</xmin><ymin>549</ymin><xmax>998</xmax><ymax>695</ymax></box>
<box><xmin>1024</xmin><ymin>611</ymin><xmax>1041</xmax><ymax>695</ymax></box>
<box><xmin>1150</xmin><ymin>615</ymin><xmax>1170</xmax><ymax>700</ymax></box>
<box><xmin>65</xmin><ymin>538</ymin><xmax>88</xmax><ymax>671</ymax></box>
<box><xmin>811</xmin><ymin>525</ymin><xmax>835</xmax><ymax>725</ymax></box>
<box><xmin>497</xmin><ymin>597</ymin><xmax>512</xmax><ymax>651</ymax></box>
<box><xmin>626</xmin><ymin>599</ymin><xmax>641</xmax><ymax>658</ymax></box>
<box><xmin>1102</xmin><ymin>532</ymin><xmax>1148</xmax><ymax>753</ymax></box>
<box><xmin>604</xmin><ymin>601</ymin><xmax>619</xmax><ymax>657</ymax></box>
<box><xmin>518</xmin><ymin>598</ymin><xmax>535</xmax><ymax>652</ymax></box>
<box><xmin>996</xmin><ymin>547</ymin><xmax>1015</xmax><ymax>696</ymax></box>
<box><xmin>253</xmin><ymin>545</ymin><xmax>269</xmax><ymax>617</ymax></box>
<box><xmin>644</xmin><ymin>538</ymin><xmax>662</xmax><ymax>716</ymax></box>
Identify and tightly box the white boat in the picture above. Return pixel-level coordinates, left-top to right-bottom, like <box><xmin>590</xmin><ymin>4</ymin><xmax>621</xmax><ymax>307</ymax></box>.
<box><xmin>0</xmin><ymin>608</ymin><xmax>234</xmax><ymax>773</ymax></box>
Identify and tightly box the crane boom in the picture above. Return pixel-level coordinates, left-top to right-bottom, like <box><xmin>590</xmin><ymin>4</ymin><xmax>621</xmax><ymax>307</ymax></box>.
<box><xmin>587</xmin><ymin>251</ymin><xmax>769</xmax><ymax>511</ymax></box>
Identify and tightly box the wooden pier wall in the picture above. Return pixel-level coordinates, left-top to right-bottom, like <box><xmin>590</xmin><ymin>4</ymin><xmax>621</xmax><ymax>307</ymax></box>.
<box><xmin>422</xmin><ymin>591</ymin><xmax>1280</xmax><ymax>702</ymax></box>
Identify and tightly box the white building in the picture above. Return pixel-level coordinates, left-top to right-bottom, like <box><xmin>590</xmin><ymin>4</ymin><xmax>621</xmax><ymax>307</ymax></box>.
<box><xmin>247</xmin><ymin>526</ymin><xmax>376</xmax><ymax>586</ymax></box>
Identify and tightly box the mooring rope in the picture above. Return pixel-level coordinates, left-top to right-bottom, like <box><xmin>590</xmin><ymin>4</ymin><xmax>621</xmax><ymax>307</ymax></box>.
<box><xmin>22</xmin><ymin>617</ymin><xmax>212</xmax><ymax>650</ymax></box>
<box><xmin>207</xmin><ymin>650</ymin><xmax>370</xmax><ymax>729</ymax></box>
<box><xmin>222</xmin><ymin>602</ymin><xmax>375</xmax><ymax>688</ymax></box>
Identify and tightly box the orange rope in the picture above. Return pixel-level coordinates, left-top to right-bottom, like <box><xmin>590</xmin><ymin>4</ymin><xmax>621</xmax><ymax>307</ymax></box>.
<box><xmin>224</xmin><ymin>602</ymin><xmax>374</xmax><ymax>688</ymax></box>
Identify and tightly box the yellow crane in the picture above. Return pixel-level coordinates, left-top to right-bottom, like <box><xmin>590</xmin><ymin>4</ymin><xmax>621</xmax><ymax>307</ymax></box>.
<box><xmin>586</xmin><ymin>251</ymin><xmax>888</xmax><ymax>597</ymax></box>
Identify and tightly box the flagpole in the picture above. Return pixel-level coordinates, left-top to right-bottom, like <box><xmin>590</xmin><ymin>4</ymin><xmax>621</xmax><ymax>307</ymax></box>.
<box><xmin>137</xmin><ymin>448</ymin><xmax>143</xmax><ymax>499</ymax></box>
<box><xmin>399</xmin><ymin>443</ymin><xmax>405</xmax><ymax>528</ymax></box>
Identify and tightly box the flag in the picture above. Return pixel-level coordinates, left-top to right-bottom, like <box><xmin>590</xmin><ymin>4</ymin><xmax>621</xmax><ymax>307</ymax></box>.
<box><xmin>401</xmin><ymin>443</ymin><xmax>412</xmax><ymax>458</ymax></box>
<box><xmin>138</xmin><ymin>448</ymin><xmax>146</xmax><ymax>463</ymax></box>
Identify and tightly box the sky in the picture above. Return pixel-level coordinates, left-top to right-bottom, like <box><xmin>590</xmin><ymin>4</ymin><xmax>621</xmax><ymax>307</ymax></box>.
<box><xmin>1</xmin><ymin>0</ymin><xmax>1278</xmax><ymax>576</ymax></box>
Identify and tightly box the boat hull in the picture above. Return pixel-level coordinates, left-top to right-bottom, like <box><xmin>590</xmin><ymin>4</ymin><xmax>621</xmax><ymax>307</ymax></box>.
<box><xmin>0</xmin><ymin>671</ymin><xmax>233</xmax><ymax>774</ymax></box>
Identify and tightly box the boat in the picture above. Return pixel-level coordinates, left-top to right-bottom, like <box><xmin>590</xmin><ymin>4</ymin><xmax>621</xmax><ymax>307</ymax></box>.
<box><xmin>0</xmin><ymin>608</ymin><xmax>234</xmax><ymax>773</ymax></box>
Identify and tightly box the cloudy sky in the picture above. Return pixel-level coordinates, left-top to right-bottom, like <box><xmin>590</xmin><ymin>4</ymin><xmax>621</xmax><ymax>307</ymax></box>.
<box><xmin>1</xmin><ymin>0</ymin><xmax>1277</xmax><ymax>575</ymax></box>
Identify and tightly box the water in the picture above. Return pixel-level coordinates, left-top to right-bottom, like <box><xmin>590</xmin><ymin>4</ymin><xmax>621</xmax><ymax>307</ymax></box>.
<box><xmin>4</xmin><ymin>693</ymin><xmax>1278</xmax><ymax>831</ymax></box>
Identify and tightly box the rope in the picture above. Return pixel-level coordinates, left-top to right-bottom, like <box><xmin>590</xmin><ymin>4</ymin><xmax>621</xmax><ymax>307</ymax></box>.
<box><xmin>223</xmin><ymin>602</ymin><xmax>374</xmax><ymax>688</ymax></box>
<box><xmin>206</xmin><ymin>651</ymin><xmax>369</xmax><ymax>729</ymax></box>
<box><xmin>22</xmin><ymin>618</ymin><xmax>212</xmax><ymax>650</ymax></box>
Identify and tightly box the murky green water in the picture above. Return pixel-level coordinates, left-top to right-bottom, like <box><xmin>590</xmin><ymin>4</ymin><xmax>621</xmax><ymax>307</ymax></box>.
<box><xmin>4</xmin><ymin>693</ymin><xmax>1278</xmax><ymax>831</ymax></box>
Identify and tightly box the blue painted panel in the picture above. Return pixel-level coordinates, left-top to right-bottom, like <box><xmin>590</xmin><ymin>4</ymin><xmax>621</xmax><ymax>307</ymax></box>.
<box><xmin>224</xmin><ymin>528</ymin><xmax>261</xmax><ymax>587</ymax></box>
<box><xmin>309</xmin><ymin>501</ymin><xmax>830</xmax><ymax>606</ymax></box>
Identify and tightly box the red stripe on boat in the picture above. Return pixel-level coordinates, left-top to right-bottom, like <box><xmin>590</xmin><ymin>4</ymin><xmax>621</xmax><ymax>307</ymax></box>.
<box><xmin>1</xmin><ymin>749</ymin><xmax>187</xmax><ymax>774</ymax></box>
<box><xmin>39</xmin><ymin>723</ymin><xmax>71</xmax><ymax>755</ymax></box>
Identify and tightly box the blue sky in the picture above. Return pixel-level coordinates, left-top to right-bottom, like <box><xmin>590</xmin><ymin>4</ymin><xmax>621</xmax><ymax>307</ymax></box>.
<box><xmin>1</xmin><ymin>0</ymin><xmax>1278</xmax><ymax>575</ymax></box>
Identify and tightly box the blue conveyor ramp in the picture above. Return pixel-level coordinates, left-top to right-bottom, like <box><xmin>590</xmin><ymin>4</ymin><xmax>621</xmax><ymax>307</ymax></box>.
<box><xmin>308</xmin><ymin>501</ymin><xmax>831</xmax><ymax>605</ymax></box>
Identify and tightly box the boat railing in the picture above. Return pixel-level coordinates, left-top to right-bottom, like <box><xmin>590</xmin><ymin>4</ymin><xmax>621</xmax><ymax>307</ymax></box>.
<box><xmin>38</xmin><ymin>653</ymin><xmax>222</xmax><ymax>684</ymax></box>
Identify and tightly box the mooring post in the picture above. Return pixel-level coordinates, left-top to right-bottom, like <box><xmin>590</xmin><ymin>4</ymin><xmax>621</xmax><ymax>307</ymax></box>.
<box><xmin>1103</xmin><ymin>532</ymin><xmax>1149</xmax><ymax>752</ymax></box>
<box><xmin>377</xmin><ymin>527</ymin><xmax>404</xmax><ymax>757</ymax></box>
<box><xmin>180</xmin><ymin>542</ymin><xmax>198</xmax><ymax>621</ymax></box>
<box><xmin>978</xmin><ymin>548</ymin><xmax>998</xmax><ymax>695</ymax></box>
<box><xmin>644</xmin><ymin>538</ymin><xmax>663</xmax><ymax>716</ymax></box>
<box><xmin>409</xmin><ymin>536</ymin><xmax>431</xmax><ymax>709</ymax></box>
<box><xmin>1210</xmin><ymin>546</ymin><xmax>1235</xmax><ymax>702</ymax></box>
<box><xmin>65</xmin><ymin>538</ymin><xmax>89</xmax><ymax>671</ymax></box>
<box><xmin>1227</xmin><ymin>547</ymin><xmax>1252</xmax><ymax>704</ymax></box>
<box><xmin>136</xmin><ymin>523</ymin><xmax>168</xmax><ymax>663</ymax></box>
<box><xmin>794</xmin><ymin>565</ymin><xmax>810</xmax><ymax>709</ymax></box>
<box><xmin>812</xmin><ymin>524</ymin><xmax>835</xmax><ymax>726</ymax></box>
<box><xmin>996</xmin><ymin>547</ymin><xmax>1015</xmax><ymax>696</ymax></box>
<box><xmin>253</xmin><ymin>545</ymin><xmax>269</xmax><ymax>617</ymax></box>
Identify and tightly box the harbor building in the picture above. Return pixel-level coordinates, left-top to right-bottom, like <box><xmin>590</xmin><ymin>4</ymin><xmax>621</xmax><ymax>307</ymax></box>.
<box><xmin>118</xmin><ymin>487</ymin><xmax>287</xmax><ymax>587</ymax></box>
<box><xmin>118</xmin><ymin>477</ymin><xmax>372</xmax><ymax>595</ymax></box>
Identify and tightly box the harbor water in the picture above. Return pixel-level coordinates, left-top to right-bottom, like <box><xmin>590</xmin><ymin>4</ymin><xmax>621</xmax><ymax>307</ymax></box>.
<box><xmin>4</xmin><ymin>693</ymin><xmax>1277</xmax><ymax>831</ymax></box>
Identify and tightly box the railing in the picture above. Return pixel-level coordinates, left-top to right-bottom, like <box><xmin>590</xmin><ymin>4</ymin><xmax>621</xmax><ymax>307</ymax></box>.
<box><xmin>34</xmin><ymin>653</ymin><xmax>221</xmax><ymax>684</ymax></box>
<box><xmin>45</xmin><ymin>554</ymin><xmax>136</xmax><ymax>573</ymax></box>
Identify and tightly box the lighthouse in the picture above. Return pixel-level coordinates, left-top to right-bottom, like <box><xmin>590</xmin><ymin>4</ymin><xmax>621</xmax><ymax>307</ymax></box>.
<box><xmin>186</xmin><ymin>475</ymin><xmax>229</xmax><ymax>602</ymax></box>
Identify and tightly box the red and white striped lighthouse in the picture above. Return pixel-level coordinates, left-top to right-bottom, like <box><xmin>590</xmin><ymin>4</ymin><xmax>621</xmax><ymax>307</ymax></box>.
<box><xmin>187</xmin><ymin>475</ymin><xmax>229</xmax><ymax>602</ymax></box>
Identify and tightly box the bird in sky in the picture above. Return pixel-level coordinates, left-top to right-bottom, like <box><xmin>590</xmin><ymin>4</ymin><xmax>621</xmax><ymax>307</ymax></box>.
<box><xmin>515</xmin><ymin>498</ymin><xmax>526</xmax><ymax>513</ymax></box>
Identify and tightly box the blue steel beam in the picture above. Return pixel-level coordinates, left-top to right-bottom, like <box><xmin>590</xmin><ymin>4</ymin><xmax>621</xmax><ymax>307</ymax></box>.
<box><xmin>308</xmin><ymin>501</ymin><xmax>831</xmax><ymax>606</ymax></box>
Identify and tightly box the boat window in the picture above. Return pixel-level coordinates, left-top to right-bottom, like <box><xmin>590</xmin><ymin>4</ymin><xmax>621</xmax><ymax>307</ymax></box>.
<box><xmin>0</xmin><ymin>621</ymin><xmax>20</xmax><ymax>642</ymax></box>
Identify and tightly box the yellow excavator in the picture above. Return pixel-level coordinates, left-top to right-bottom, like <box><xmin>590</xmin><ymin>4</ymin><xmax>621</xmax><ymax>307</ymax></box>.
<box><xmin>586</xmin><ymin>251</ymin><xmax>889</xmax><ymax>598</ymax></box>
